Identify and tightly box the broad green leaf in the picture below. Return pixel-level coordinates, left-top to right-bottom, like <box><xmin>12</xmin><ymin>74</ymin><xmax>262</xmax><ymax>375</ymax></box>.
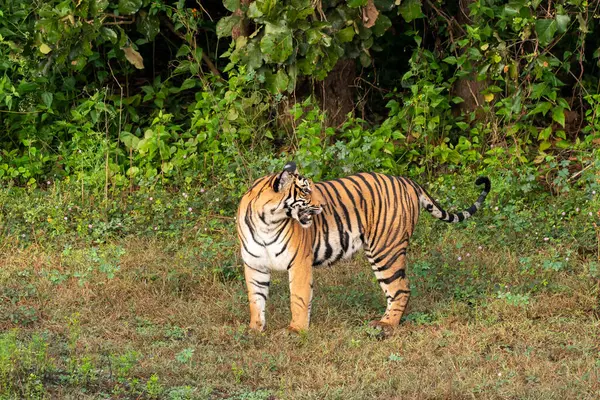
<box><xmin>180</xmin><ymin>78</ymin><xmax>197</xmax><ymax>91</ymax></box>
<box><xmin>287</xmin><ymin>64</ymin><xmax>298</xmax><ymax>92</ymax></box>
<box><xmin>227</xmin><ymin>107</ymin><xmax>239</xmax><ymax>120</ymax></box>
<box><xmin>399</xmin><ymin>0</ymin><xmax>423</xmax><ymax>23</ymax></box>
<box><xmin>347</xmin><ymin>0</ymin><xmax>368</xmax><ymax>8</ymax></box>
<box><xmin>247</xmin><ymin>2</ymin><xmax>264</xmax><ymax>18</ymax></box>
<box><xmin>539</xmin><ymin>140</ymin><xmax>551</xmax><ymax>151</ymax></box>
<box><xmin>538</xmin><ymin>126</ymin><xmax>551</xmax><ymax>141</ymax></box>
<box><xmin>503</xmin><ymin>3</ymin><xmax>520</xmax><ymax>16</ymax></box>
<box><xmin>359</xmin><ymin>51</ymin><xmax>371</xmax><ymax>67</ymax></box>
<box><xmin>245</xmin><ymin>41</ymin><xmax>264</xmax><ymax>70</ymax></box>
<box><xmin>158</xmin><ymin>141</ymin><xmax>170</xmax><ymax>160</ymax></box>
<box><xmin>529</xmin><ymin>101</ymin><xmax>552</xmax><ymax>116</ymax></box>
<box><xmin>224</xmin><ymin>0</ymin><xmax>240</xmax><ymax>12</ymax></box>
<box><xmin>216</xmin><ymin>15</ymin><xmax>241</xmax><ymax>38</ymax></box>
<box><xmin>274</xmin><ymin>69</ymin><xmax>289</xmax><ymax>92</ymax></box>
<box><xmin>256</xmin><ymin>0</ymin><xmax>276</xmax><ymax>16</ymax></box>
<box><xmin>91</xmin><ymin>0</ymin><xmax>109</xmax><ymax>15</ymax></box>
<box><xmin>122</xmin><ymin>46</ymin><xmax>144</xmax><ymax>69</ymax></box>
<box><xmin>535</xmin><ymin>19</ymin><xmax>557</xmax><ymax>46</ymax></box>
<box><xmin>556</xmin><ymin>14</ymin><xmax>570</xmax><ymax>34</ymax></box>
<box><xmin>552</xmin><ymin>106</ymin><xmax>565</xmax><ymax>127</ymax></box>
<box><xmin>306</xmin><ymin>28</ymin><xmax>323</xmax><ymax>45</ymax></box>
<box><xmin>118</xmin><ymin>0</ymin><xmax>142</xmax><ymax>15</ymax></box>
<box><xmin>101</xmin><ymin>27</ymin><xmax>118</xmax><ymax>43</ymax></box>
<box><xmin>372</xmin><ymin>14</ymin><xmax>391</xmax><ymax>37</ymax></box>
<box><xmin>260</xmin><ymin>23</ymin><xmax>293</xmax><ymax>63</ymax></box>
<box><xmin>443</xmin><ymin>56</ymin><xmax>457</xmax><ymax>65</ymax></box>
<box><xmin>137</xmin><ymin>11</ymin><xmax>160</xmax><ymax>41</ymax></box>
<box><xmin>120</xmin><ymin>132</ymin><xmax>140</xmax><ymax>149</ymax></box>
<box><xmin>41</xmin><ymin>92</ymin><xmax>53</xmax><ymax>109</ymax></box>
<box><xmin>39</xmin><ymin>43</ymin><xmax>52</xmax><ymax>54</ymax></box>
<box><xmin>176</xmin><ymin>44</ymin><xmax>191</xmax><ymax>58</ymax></box>
<box><xmin>337</xmin><ymin>26</ymin><xmax>355</xmax><ymax>43</ymax></box>
<box><xmin>557</xmin><ymin>98</ymin><xmax>570</xmax><ymax>110</ymax></box>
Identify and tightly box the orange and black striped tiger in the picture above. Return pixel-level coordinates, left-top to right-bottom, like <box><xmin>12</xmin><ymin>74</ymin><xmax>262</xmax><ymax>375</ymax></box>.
<box><xmin>237</xmin><ymin>162</ymin><xmax>490</xmax><ymax>332</ymax></box>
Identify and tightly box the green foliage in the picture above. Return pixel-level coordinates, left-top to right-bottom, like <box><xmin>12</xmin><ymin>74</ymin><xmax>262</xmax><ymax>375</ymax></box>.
<box><xmin>222</xmin><ymin>0</ymin><xmax>424</xmax><ymax>89</ymax></box>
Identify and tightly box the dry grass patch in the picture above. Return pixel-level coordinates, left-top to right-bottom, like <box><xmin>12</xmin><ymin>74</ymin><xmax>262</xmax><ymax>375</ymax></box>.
<box><xmin>1</xmin><ymin>236</ymin><xmax>599</xmax><ymax>399</ymax></box>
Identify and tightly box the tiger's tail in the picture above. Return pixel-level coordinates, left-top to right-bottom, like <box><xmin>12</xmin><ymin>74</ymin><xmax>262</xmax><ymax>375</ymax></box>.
<box><xmin>417</xmin><ymin>177</ymin><xmax>491</xmax><ymax>223</ymax></box>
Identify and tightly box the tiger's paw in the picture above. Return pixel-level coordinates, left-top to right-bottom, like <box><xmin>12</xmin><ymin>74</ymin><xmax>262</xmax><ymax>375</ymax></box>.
<box><xmin>367</xmin><ymin>320</ymin><xmax>394</xmax><ymax>339</ymax></box>
<box><xmin>287</xmin><ymin>324</ymin><xmax>308</xmax><ymax>334</ymax></box>
<box><xmin>248</xmin><ymin>321</ymin><xmax>265</xmax><ymax>333</ymax></box>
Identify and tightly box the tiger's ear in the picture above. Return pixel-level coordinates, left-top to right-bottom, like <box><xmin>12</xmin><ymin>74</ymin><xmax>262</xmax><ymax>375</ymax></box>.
<box><xmin>283</xmin><ymin>161</ymin><xmax>297</xmax><ymax>174</ymax></box>
<box><xmin>274</xmin><ymin>162</ymin><xmax>297</xmax><ymax>192</ymax></box>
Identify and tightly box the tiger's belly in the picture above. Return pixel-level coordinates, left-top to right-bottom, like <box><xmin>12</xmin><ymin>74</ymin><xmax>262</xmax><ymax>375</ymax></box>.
<box><xmin>242</xmin><ymin>236</ymin><xmax>298</xmax><ymax>272</ymax></box>
<box><xmin>313</xmin><ymin>228</ymin><xmax>364</xmax><ymax>267</ymax></box>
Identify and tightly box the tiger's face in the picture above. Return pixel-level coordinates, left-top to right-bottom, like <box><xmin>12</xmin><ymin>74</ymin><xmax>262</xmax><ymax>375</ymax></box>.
<box><xmin>274</xmin><ymin>162</ymin><xmax>322</xmax><ymax>228</ymax></box>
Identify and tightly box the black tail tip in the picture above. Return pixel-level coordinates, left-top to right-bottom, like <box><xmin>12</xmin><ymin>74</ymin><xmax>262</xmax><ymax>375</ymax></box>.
<box><xmin>475</xmin><ymin>176</ymin><xmax>491</xmax><ymax>192</ymax></box>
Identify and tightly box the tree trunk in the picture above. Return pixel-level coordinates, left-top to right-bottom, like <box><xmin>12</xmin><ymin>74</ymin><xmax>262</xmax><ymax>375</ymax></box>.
<box><xmin>318</xmin><ymin>59</ymin><xmax>356</xmax><ymax>127</ymax></box>
<box><xmin>449</xmin><ymin>0</ymin><xmax>488</xmax><ymax>118</ymax></box>
<box><xmin>232</xmin><ymin>0</ymin><xmax>252</xmax><ymax>40</ymax></box>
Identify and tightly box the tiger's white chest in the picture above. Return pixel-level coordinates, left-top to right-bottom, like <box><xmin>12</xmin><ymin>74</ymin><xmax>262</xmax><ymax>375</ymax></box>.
<box><xmin>240</xmin><ymin>221</ymin><xmax>296</xmax><ymax>272</ymax></box>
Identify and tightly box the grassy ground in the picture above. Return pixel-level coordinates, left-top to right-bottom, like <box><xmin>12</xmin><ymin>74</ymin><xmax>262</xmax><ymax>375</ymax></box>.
<box><xmin>1</xmin><ymin>176</ymin><xmax>600</xmax><ymax>399</ymax></box>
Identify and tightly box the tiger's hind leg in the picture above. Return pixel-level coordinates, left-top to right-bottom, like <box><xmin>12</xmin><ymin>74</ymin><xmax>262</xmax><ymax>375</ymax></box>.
<box><xmin>366</xmin><ymin>248</ymin><xmax>410</xmax><ymax>329</ymax></box>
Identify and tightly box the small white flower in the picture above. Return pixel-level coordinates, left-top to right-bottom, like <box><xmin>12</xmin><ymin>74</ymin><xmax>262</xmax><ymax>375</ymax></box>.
<box><xmin>452</xmin><ymin>186</ymin><xmax>456</xmax><ymax>190</ymax></box>
<box><xmin>466</xmin><ymin>253</ymin><xmax>471</xmax><ymax>257</ymax></box>
<box><xmin>88</xmin><ymin>224</ymin><xmax>93</xmax><ymax>229</ymax></box>
<box><xmin>188</xmin><ymin>207</ymin><xmax>192</xmax><ymax>212</ymax></box>
<box><xmin>576</xmin><ymin>208</ymin><xmax>580</xmax><ymax>212</ymax></box>
<box><xmin>478</xmin><ymin>246</ymin><xmax>483</xmax><ymax>250</ymax></box>
<box><xmin>200</xmin><ymin>188</ymin><xmax>205</xmax><ymax>193</ymax></box>
<box><xmin>47</xmin><ymin>181</ymin><xmax>51</xmax><ymax>185</ymax></box>
<box><xmin>154</xmin><ymin>226</ymin><xmax>158</xmax><ymax>231</ymax></box>
<box><xmin>183</xmin><ymin>155</ymin><xmax>187</xmax><ymax>159</ymax></box>
<box><xmin>561</xmin><ymin>212</ymin><xmax>566</xmax><ymax>216</ymax></box>
<box><xmin>457</xmin><ymin>256</ymin><xmax>462</xmax><ymax>261</ymax></box>
<box><xmin>544</xmin><ymin>237</ymin><xmax>549</xmax><ymax>241</ymax></box>
<box><xmin>215</xmin><ymin>198</ymin><xmax>219</xmax><ymax>202</ymax></box>
<box><xmin>593</xmin><ymin>191</ymin><xmax>597</xmax><ymax>195</ymax></box>
<box><xmin>565</xmin><ymin>257</ymin><xmax>569</xmax><ymax>261</ymax></box>
<box><xmin>149</xmin><ymin>197</ymin><xmax>153</xmax><ymax>201</ymax></box>
<box><xmin>494</xmin><ymin>206</ymin><xmax>499</xmax><ymax>211</ymax></box>
<box><xmin>78</xmin><ymin>149</ymin><xmax>82</xmax><ymax>154</ymax></box>
<box><xmin>590</xmin><ymin>212</ymin><xmax>593</xmax><ymax>216</ymax></box>
<box><xmin>64</xmin><ymin>217</ymin><xmax>68</xmax><ymax>221</ymax></box>
<box><xmin>498</xmin><ymin>372</ymin><xmax>502</xmax><ymax>377</ymax></box>
<box><xmin>68</xmin><ymin>207</ymin><xmax>72</xmax><ymax>211</ymax></box>
<box><xmin>21</xmin><ymin>234</ymin><xmax>26</xmax><ymax>238</ymax></box>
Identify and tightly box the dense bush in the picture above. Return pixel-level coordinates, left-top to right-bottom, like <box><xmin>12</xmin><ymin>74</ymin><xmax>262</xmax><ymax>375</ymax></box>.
<box><xmin>0</xmin><ymin>0</ymin><xmax>599</xmax><ymax>195</ymax></box>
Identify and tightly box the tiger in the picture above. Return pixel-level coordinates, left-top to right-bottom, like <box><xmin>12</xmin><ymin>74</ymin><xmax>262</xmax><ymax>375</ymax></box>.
<box><xmin>236</xmin><ymin>162</ymin><xmax>491</xmax><ymax>332</ymax></box>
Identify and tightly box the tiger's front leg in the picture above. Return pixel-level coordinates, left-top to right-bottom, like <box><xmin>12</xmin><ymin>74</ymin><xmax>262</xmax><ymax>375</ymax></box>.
<box><xmin>244</xmin><ymin>263</ymin><xmax>271</xmax><ymax>332</ymax></box>
<box><xmin>288</xmin><ymin>259</ymin><xmax>313</xmax><ymax>332</ymax></box>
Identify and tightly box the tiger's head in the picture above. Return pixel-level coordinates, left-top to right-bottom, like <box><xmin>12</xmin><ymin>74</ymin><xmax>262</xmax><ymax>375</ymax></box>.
<box><xmin>272</xmin><ymin>162</ymin><xmax>322</xmax><ymax>228</ymax></box>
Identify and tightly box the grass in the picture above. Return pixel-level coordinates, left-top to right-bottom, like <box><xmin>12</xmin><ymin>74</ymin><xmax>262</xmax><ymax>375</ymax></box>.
<box><xmin>1</xmin><ymin>175</ymin><xmax>600</xmax><ymax>399</ymax></box>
